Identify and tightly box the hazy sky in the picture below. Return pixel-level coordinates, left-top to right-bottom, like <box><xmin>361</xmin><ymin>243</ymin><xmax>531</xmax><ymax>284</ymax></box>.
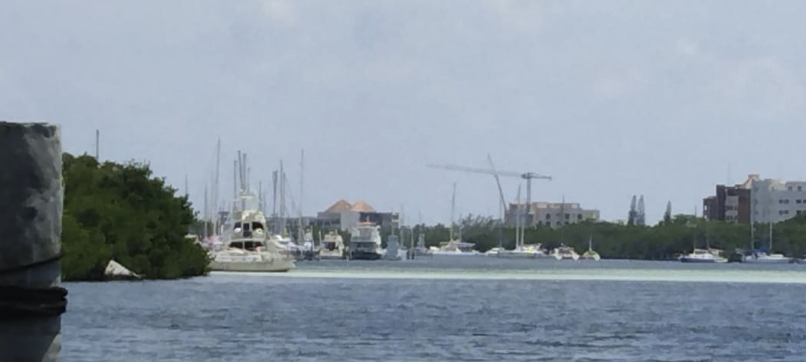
<box><xmin>3</xmin><ymin>1</ymin><xmax>806</xmax><ymax>224</ymax></box>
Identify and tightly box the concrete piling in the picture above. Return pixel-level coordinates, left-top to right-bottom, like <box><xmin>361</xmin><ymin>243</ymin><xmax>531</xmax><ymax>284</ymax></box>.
<box><xmin>0</xmin><ymin>122</ymin><xmax>65</xmax><ymax>362</ymax></box>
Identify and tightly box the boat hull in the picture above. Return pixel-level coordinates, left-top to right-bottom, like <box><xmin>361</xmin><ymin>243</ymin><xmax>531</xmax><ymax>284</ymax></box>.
<box><xmin>210</xmin><ymin>260</ymin><xmax>295</xmax><ymax>272</ymax></box>
<box><xmin>350</xmin><ymin>251</ymin><xmax>382</xmax><ymax>260</ymax></box>
<box><xmin>679</xmin><ymin>257</ymin><xmax>718</xmax><ymax>263</ymax></box>
<box><xmin>496</xmin><ymin>251</ymin><xmax>541</xmax><ymax>259</ymax></box>
<box><xmin>743</xmin><ymin>258</ymin><xmax>791</xmax><ymax>264</ymax></box>
<box><xmin>319</xmin><ymin>251</ymin><xmax>345</xmax><ymax>260</ymax></box>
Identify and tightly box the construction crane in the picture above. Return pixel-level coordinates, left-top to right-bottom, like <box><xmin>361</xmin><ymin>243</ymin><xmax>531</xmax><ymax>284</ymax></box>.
<box><xmin>426</xmin><ymin>157</ymin><xmax>552</xmax><ymax>225</ymax></box>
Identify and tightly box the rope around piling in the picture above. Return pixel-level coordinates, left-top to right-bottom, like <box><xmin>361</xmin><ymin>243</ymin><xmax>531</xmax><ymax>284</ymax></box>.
<box><xmin>0</xmin><ymin>251</ymin><xmax>68</xmax><ymax>320</ymax></box>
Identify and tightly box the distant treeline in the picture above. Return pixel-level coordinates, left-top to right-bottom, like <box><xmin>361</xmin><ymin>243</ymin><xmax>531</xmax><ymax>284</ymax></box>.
<box><xmin>270</xmin><ymin>214</ymin><xmax>806</xmax><ymax>260</ymax></box>
<box><xmin>62</xmin><ymin>154</ymin><xmax>209</xmax><ymax>281</ymax></box>
<box><xmin>399</xmin><ymin>214</ymin><xmax>806</xmax><ymax>259</ymax></box>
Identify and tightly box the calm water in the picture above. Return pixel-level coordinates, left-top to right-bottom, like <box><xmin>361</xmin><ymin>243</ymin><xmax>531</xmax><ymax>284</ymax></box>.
<box><xmin>63</xmin><ymin>259</ymin><xmax>806</xmax><ymax>361</ymax></box>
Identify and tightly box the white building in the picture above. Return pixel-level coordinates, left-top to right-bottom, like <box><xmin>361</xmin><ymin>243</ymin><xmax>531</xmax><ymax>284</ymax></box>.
<box><xmin>751</xmin><ymin>178</ymin><xmax>806</xmax><ymax>224</ymax></box>
<box><xmin>506</xmin><ymin>201</ymin><xmax>600</xmax><ymax>228</ymax></box>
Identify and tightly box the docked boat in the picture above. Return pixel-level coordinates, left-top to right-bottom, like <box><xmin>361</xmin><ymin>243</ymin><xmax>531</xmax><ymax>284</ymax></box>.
<box><xmin>581</xmin><ymin>236</ymin><xmax>601</xmax><ymax>261</ymax></box>
<box><xmin>679</xmin><ymin>248</ymin><xmax>727</xmax><ymax>263</ymax></box>
<box><xmin>210</xmin><ymin>193</ymin><xmax>295</xmax><ymax>272</ymax></box>
<box><xmin>744</xmin><ymin>221</ymin><xmax>791</xmax><ymax>264</ymax></box>
<box><xmin>348</xmin><ymin>223</ymin><xmax>383</xmax><ymax>260</ymax></box>
<box><xmin>743</xmin><ymin>250</ymin><xmax>791</xmax><ymax>264</ymax></box>
<box><xmin>552</xmin><ymin>244</ymin><xmax>580</xmax><ymax>260</ymax></box>
<box><xmin>271</xmin><ymin>233</ymin><xmax>303</xmax><ymax>260</ymax></box>
<box><xmin>300</xmin><ymin>230</ymin><xmax>318</xmax><ymax>261</ymax></box>
<box><xmin>383</xmin><ymin>234</ymin><xmax>404</xmax><ymax>260</ymax></box>
<box><xmin>319</xmin><ymin>231</ymin><xmax>346</xmax><ymax>259</ymax></box>
<box><xmin>413</xmin><ymin>233</ymin><xmax>433</xmax><ymax>257</ymax></box>
<box><xmin>430</xmin><ymin>239</ymin><xmax>479</xmax><ymax>256</ymax></box>
<box><xmin>497</xmin><ymin>244</ymin><xmax>548</xmax><ymax>259</ymax></box>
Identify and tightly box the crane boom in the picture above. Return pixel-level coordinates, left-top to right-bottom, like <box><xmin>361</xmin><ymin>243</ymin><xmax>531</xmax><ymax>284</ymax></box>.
<box><xmin>486</xmin><ymin>154</ymin><xmax>508</xmax><ymax>219</ymax></box>
<box><xmin>426</xmin><ymin>163</ymin><xmax>522</xmax><ymax>178</ymax></box>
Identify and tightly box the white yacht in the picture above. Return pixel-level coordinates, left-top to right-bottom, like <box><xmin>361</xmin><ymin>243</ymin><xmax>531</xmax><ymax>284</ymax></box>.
<box><xmin>580</xmin><ymin>236</ymin><xmax>601</xmax><ymax>261</ymax></box>
<box><xmin>348</xmin><ymin>223</ymin><xmax>383</xmax><ymax>260</ymax></box>
<box><xmin>319</xmin><ymin>231</ymin><xmax>345</xmax><ymax>260</ymax></box>
<box><xmin>679</xmin><ymin>248</ymin><xmax>727</xmax><ymax>263</ymax></box>
<box><xmin>552</xmin><ymin>244</ymin><xmax>580</xmax><ymax>261</ymax></box>
<box><xmin>210</xmin><ymin>192</ymin><xmax>295</xmax><ymax>272</ymax></box>
<box><xmin>743</xmin><ymin>251</ymin><xmax>790</xmax><ymax>264</ymax></box>
<box><xmin>497</xmin><ymin>244</ymin><xmax>548</xmax><ymax>259</ymax></box>
<box><xmin>270</xmin><ymin>233</ymin><xmax>303</xmax><ymax>260</ymax></box>
<box><xmin>430</xmin><ymin>239</ymin><xmax>479</xmax><ymax>256</ymax></box>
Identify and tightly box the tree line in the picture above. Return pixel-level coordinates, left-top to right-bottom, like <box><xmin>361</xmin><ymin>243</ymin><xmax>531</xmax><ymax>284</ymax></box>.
<box><xmin>61</xmin><ymin>154</ymin><xmax>209</xmax><ymax>281</ymax></box>
<box><xmin>392</xmin><ymin>214</ymin><xmax>806</xmax><ymax>259</ymax></box>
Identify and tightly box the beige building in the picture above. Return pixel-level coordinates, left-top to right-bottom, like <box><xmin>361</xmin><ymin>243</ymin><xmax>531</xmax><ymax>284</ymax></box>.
<box><xmin>317</xmin><ymin>199</ymin><xmax>399</xmax><ymax>231</ymax></box>
<box><xmin>506</xmin><ymin>201</ymin><xmax>600</xmax><ymax>228</ymax></box>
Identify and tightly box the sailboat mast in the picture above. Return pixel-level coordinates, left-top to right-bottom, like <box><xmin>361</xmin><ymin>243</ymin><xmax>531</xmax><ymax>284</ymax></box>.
<box><xmin>272</xmin><ymin>170</ymin><xmax>278</xmax><ymax>223</ymax></box>
<box><xmin>279</xmin><ymin>160</ymin><xmax>286</xmax><ymax>236</ymax></box>
<box><xmin>769</xmin><ymin>220</ymin><xmax>773</xmax><ymax>251</ymax></box>
<box><xmin>299</xmin><ymin>149</ymin><xmax>305</xmax><ymax>241</ymax></box>
<box><xmin>203</xmin><ymin>184</ymin><xmax>209</xmax><ymax>238</ymax></box>
<box><xmin>214</xmin><ymin>137</ymin><xmax>221</xmax><ymax>230</ymax></box>
<box><xmin>515</xmin><ymin>184</ymin><xmax>522</xmax><ymax>249</ymax></box>
<box><xmin>450</xmin><ymin>182</ymin><xmax>456</xmax><ymax>241</ymax></box>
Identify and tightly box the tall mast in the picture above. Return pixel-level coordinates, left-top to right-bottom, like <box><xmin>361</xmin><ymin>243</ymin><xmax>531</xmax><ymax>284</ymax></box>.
<box><xmin>299</xmin><ymin>149</ymin><xmax>305</xmax><ymax>241</ymax></box>
<box><xmin>232</xmin><ymin>160</ymin><xmax>237</xmax><ymax>200</ymax></box>
<box><xmin>214</xmin><ymin>137</ymin><xmax>220</xmax><ymax>225</ymax></box>
<box><xmin>515</xmin><ymin>184</ymin><xmax>522</xmax><ymax>248</ymax></box>
<box><xmin>279</xmin><ymin>160</ymin><xmax>286</xmax><ymax>236</ymax></box>
<box><xmin>95</xmin><ymin>129</ymin><xmax>100</xmax><ymax>160</ymax></box>
<box><xmin>258</xmin><ymin>181</ymin><xmax>263</xmax><ymax>213</ymax></box>
<box><xmin>559</xmin><ymin>195</ymin><xmax>565</xmax><ymax>243</ymax></box>
<box><xmin>450</xmin><ymin>182</ymin><xmax>456</xmax><ymax>241</ymax></box>
<box><xmin>203</xmin><ymin>184</ymin><xmax>209</xmax><ymax>238</ymax></box>
<box><xmin>272</xmin><ymin>170</ymin><xmax>278</xmax><ymax>216</ymax></box>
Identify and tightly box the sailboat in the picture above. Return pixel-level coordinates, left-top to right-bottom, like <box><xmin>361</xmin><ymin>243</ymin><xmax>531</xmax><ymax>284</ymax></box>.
<box><xmin>496</xmin><ymin>184</ymin><xmax>548</xmax><ymax>259</ymax></box>
<box><xmin>679</xmin><ymin>215</ymin><xmax>726</xmax><ymax>263</ymax></box>
<box><xmin>744</xmin><ymin>221</ymin><xmax>790</xmax><ymax>264</ymax></box>
<box><xmin>581</xmin><ymin>235</ymin><xmax>601</xmax><ymax>261</ymax></box>
<box><xmin>432</xmin><ymin>184</ymin><xmax>478</xmax><ymax>256</ymax></box>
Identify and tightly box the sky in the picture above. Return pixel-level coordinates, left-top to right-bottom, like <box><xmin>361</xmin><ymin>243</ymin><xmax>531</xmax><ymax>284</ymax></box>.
<box><xmin>2</xmin><ymin>1</ymin><xmax>806</xmax><ymax>225</ymax></box>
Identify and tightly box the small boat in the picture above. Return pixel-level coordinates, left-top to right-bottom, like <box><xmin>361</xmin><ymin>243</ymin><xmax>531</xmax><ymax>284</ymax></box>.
<box><xmin>383</xmin><ymin>234</ymin><xmax>404</xmax><ymax>260</ymax></box>
<box><xmin>581</xmin><ymin>236</ymin><xmax>601</xmax><ymax>261</ymax></box>
<box><xmin>319</xmin><ymin>231</ymin><xmax>346</xmax><ymax>260</ymax></box>
<box><xmin>300</xmin><ymin>230</ymin><xmax>318</xmax><ymax>261</ymax></box>
<box><xmin>348</xmin><ymin>223</ymin><xmax>383</xmax><ymax>260</ymax></box>
<box><xmin>679</xmin><ymin>248</ymin><xmax>727</xmax><ymax>263</ymax></box>
<box><xmin>552</xmin><ymin>244</ymin><xmax>580</xmax><ymax>261</ymax></box>
<box><xmin>413</xmin><ymin>233</ymin><xmax>433</xmax><ymax>257</ymax></box>
<box><xmin>743</xmin><ymin>251</ymin><xmax>791</xmax><ymax>264</ymax></box>
<box><xmin>496</xmin><ymin>244</ymin><xmax>548</xmax><ymax>259</ymax></box>
<box><xmin>430</xmin><ymin>239</ymin><xmax>479</xmax><ymax>257</ymax></box>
